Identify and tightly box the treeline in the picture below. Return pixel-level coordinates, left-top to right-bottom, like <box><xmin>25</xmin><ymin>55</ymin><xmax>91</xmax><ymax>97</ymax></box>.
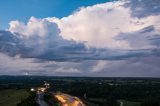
<box><xmin>1</xmin><ymin>76</ymin><xmax>160</xmax><ymax>106</ymax></box>
<box><xmin>52</xmin><ymin>82</ymin><xmax>160</xmax><ymax>99</ymax></box>
<box><xmin>49</xmin><ymin>82</ymin><xmax>160</xmax><ymax>106</ymax></box>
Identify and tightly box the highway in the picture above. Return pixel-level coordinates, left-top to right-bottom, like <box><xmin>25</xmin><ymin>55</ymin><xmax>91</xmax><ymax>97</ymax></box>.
<box><xmin>36</xmin><ymin>92</ymin><xmax>49</xmax><ymax>106</ymax></box>
<box><xmin>55</xmin><ymin>93</ymin><xmax>85</xmax><ymax>106</ymax></box>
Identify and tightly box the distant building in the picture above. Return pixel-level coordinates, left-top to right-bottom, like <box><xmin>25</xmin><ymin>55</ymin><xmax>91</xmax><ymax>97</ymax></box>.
<box><xmin>30</xmin><ymin>81</ymin><xmax>50</xmax><ymax>92</ymax></box>
<box><xmin>37</xmin><ymin>87</ymin><xmax>46</xmax><ymax>92</ymax></box>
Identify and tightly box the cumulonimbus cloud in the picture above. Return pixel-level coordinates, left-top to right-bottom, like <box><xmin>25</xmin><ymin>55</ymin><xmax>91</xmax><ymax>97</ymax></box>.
<box><xmin>47</xmin><ymin>0</ymin><xmax>160</xmax><ymax>49</ymax></box>
<box><xmin>0</xmin><ymin>0</ymin><xmax>160</xmax><ymax>76</ymax></box>
<box><xmin>6</xmin><ymin>0</ymin><xmax>160</xmax><ymax>61</ymax></box>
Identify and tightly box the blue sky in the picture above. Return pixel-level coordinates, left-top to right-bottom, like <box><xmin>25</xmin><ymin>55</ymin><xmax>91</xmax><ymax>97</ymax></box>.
<box><xmin>0</xmin><ymin>0</ymin><xmax>160</xmax><ymax>77</ymax></box>
<box><xmin>0</xmin><ymin>0</ymin><xmax>110</xmax><ymax>29</ymax></box>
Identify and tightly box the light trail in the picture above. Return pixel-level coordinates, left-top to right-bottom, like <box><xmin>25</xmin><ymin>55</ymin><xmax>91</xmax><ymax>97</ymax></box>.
<box><xmin>54</xmin><ymin>93</ymin><xmax>85</xmax><ymax>106</ymax></box>
<box><xmin>55</xmin><ymin>95</ymin><xmax>67</xmax><ymax>103</ymax></box>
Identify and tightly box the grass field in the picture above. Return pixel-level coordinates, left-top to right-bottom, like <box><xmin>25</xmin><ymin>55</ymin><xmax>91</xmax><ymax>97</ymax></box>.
<box><xmin>0</xmin><ymin>89</ymin><xmax>30</xmax><ymax>106</ymax></box>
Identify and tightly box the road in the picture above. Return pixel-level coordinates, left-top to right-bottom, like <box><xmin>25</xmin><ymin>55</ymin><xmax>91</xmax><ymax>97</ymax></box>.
<box><xmin>36</xmin><ymin>92</ymin><xmax>49</xmax><ymax>106</ymax></box>
<box><xmin>55</xmin><ymin>93</ymin><xmax>85</xmax><ymax>106</ymax></box>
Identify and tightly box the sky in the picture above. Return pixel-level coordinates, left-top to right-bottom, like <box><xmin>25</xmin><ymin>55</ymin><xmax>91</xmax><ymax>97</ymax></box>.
<box><xmin>0</xmin><ymin>0</ymin><xmax>109</xmax><ymax>29</ymax></box>
<box><xmin>0</xmin><ymin>0</ymin><xmax>160</xmax><ymax>77</ymax></box>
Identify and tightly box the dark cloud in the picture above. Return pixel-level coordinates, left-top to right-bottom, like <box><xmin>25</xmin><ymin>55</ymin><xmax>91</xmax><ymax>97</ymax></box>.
<box><xmin>87</xmin><ymin>56</ymin><xmax>160</xmax><ymax>77</ymax></box>
<box><xmin>0</xmin><ymin>0</ymin><xmax>160</xmax><ymax>76</ymax></box>
<box><xmin>125</xmin><ymin>0</ymin><xmax>160</xmax><ymax>18</ymax></box>
<box><xmin>0</xmin><ymin>30</ymin><xmax>158</xmax><ymax>62</ymax></box>
<box><xmin>0</xmin><ymin>30</ymin><xmax>32</xmax><ymax>57</ymax></box>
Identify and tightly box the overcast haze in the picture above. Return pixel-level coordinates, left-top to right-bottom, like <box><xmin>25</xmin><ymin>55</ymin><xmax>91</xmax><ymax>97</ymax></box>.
<box><xmin>0</xmin><ymin>0</ymin><xmax>160</xmax><ymax>77</ymax></box>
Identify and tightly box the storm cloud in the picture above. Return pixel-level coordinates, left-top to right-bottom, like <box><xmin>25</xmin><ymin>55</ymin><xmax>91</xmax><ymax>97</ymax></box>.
<box><xmin>0</xmin><ymin>0</ymin><xmax>160</xmax><ymax>76</ymax></box>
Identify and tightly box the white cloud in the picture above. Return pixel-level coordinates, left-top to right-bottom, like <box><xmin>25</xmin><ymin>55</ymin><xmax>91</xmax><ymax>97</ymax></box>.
<box><xmin>47</xmin><ymin>1</ymin><xmax>160</xmax><ymax>50</ymax></box>
<box><xmin>54</xmin><ymin>67</ymin><xmax>80</xmax><ymax>73</ymax></box>
<box><xmin>91</xmin><ymin>60</ymin><xmax>109</xmax><ymax>73</ymax></box>
<box><xmin>0</xmin><ymin>53</ymin><xmax>81</xmax><ymax>75</ymax></box>
<box><xmin>0</xmin><ymin>53</ymin><xmax>44</xmax><ymax>75</ymax></box>
<box><xmin>0</xmin><ymin>52</ymin><xmax>160</xmax><ymax>77</ymax></box>
<box><xmin>8</xmin><ymin>1</ymin><xmax>160</xmax><ymax>50</ymax></box>
<box><xmin>9</xmin><ymin>17</ymin><xmax>60</xmax><ymax>38</ymax></box>
<box><xmin>2</xmin><ymin>0</ymin><xmax>160</xmax><ymax>77</ymax></box>
<box><xmin>8</xmin><ymin>17</ymin><xmax>71</xmax><ymax>56</ymax></box>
